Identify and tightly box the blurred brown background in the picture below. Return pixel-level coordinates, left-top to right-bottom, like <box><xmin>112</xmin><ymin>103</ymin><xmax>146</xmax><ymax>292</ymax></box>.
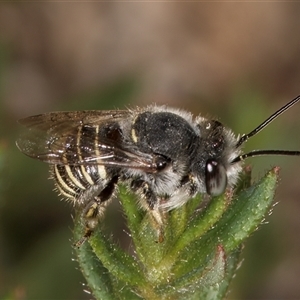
<box><xmin>0</xmin><ymin>3</ymin><xmax>300</xmax><ymax>299</ymax></box>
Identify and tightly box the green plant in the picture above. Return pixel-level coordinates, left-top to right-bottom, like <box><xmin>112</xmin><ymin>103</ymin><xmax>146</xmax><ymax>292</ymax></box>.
<box><xmin>74</xmin><ymin>166</ymin><xmax>278</xmax><ymax>300</ymax></box>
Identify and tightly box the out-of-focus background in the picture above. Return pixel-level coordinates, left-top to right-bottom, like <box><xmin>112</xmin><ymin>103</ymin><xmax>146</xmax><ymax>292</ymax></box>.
<box><xmin>0</xmin><ymin>3</ymin><xmax>300</xmax><ymax>299</ymax></box>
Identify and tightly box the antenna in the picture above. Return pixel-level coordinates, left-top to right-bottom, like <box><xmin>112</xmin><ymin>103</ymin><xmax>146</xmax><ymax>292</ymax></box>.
<box><xmin>232</xmin><ymin>95</ymin><xmax>300</xmax><ymax>164</ymax></box>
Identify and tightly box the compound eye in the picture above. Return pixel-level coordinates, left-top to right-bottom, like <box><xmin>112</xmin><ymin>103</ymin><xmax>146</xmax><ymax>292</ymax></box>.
<box><xmin>205</xmin><ymin>159</ymin><xmax>227</xmax><ymax>196</ymax></box>
<box><xmin>154</xmin><ymin>155</ymin><xmax>171</xmax><ymax>172</ymax></box>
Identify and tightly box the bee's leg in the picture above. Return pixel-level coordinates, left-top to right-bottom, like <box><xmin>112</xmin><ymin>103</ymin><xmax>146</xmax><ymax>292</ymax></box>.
<box><xmin>75</xmin><ymin>176</ymin><xmax>118</xmax><ymax>247</ymax></box>
<box><xmin>131</xmin><ymin>179</ymin><xmax>165</xmax><ymax>242</ymax></box>
<box><xmin>148</xmin><ymin>208</ymin><xmax>166</xmax><ymax>243</ymax></box>
<box><xmin>75</xmin><ymin>199</ymin><xmax>102</xmax><ymax>247</ymax></box>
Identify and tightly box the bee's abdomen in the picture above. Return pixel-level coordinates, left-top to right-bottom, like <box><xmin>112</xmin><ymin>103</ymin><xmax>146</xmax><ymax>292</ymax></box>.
<box><xmin>52</xmin><ymin>124</ymin><xmax>108</xmax><ymax>201</ymax></box>
<box><xmin>52</xmin><ymin>164</ymin><xmax>102</xmax><ymax>200</ymax></box>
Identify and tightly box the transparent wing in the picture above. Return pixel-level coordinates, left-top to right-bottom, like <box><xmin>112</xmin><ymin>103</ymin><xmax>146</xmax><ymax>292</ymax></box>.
<box><xmin>16</xmin><ymin>110</ymin><xmax>157</xmax><ymax>171</ymax></box>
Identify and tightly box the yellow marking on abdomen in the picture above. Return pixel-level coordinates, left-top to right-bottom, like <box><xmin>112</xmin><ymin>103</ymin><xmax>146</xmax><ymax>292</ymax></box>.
<box><xmin>95</xmin><ymin>125</ymin><xmax>107</xmax><ymax>179</ymax></box>
<box><xmin>65</xmin><ymin>165</ymin><xmax>86</xmax><ymax>190</ymax></box>
<box><xmin>54</xmin><ymin>165</ymin><xmax>78</xmax><ymax>198</ymax></box>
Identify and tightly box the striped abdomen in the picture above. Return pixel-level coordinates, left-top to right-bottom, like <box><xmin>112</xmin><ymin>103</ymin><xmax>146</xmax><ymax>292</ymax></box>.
<box><xmin>52</xmin><ymin>164</ymin><xmax>104</xmax><ymax>201</ymax></box>
<box><xmin>51</xmin><ymin>124</ymin><xmax>109</xmax><ymax>202</ymax></box>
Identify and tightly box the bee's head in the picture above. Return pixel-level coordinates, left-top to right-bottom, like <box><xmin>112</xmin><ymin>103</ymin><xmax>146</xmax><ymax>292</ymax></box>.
<box><xmin>195</xmin><ymin>94</ymin><xmax>300</xmax><ymax>196</ymax></box>
<box><xmin>193</xmin><ymin>118</ymin><xmax>241</xmax><ymax>196</ymax></box>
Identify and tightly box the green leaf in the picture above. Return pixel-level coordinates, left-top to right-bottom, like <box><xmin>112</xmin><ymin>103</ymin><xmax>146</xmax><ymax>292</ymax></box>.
<box><xmin>74</xmin><ymin>167</ymin><xmax>279</xmax><ymax>299</ymax></box>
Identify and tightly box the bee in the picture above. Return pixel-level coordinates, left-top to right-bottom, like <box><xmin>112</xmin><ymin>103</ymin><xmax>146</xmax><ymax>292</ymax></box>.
<box><xmin>16</xmin><ymin>95</ymin><xmax>300</xmax><ymax>246</ymax></box>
